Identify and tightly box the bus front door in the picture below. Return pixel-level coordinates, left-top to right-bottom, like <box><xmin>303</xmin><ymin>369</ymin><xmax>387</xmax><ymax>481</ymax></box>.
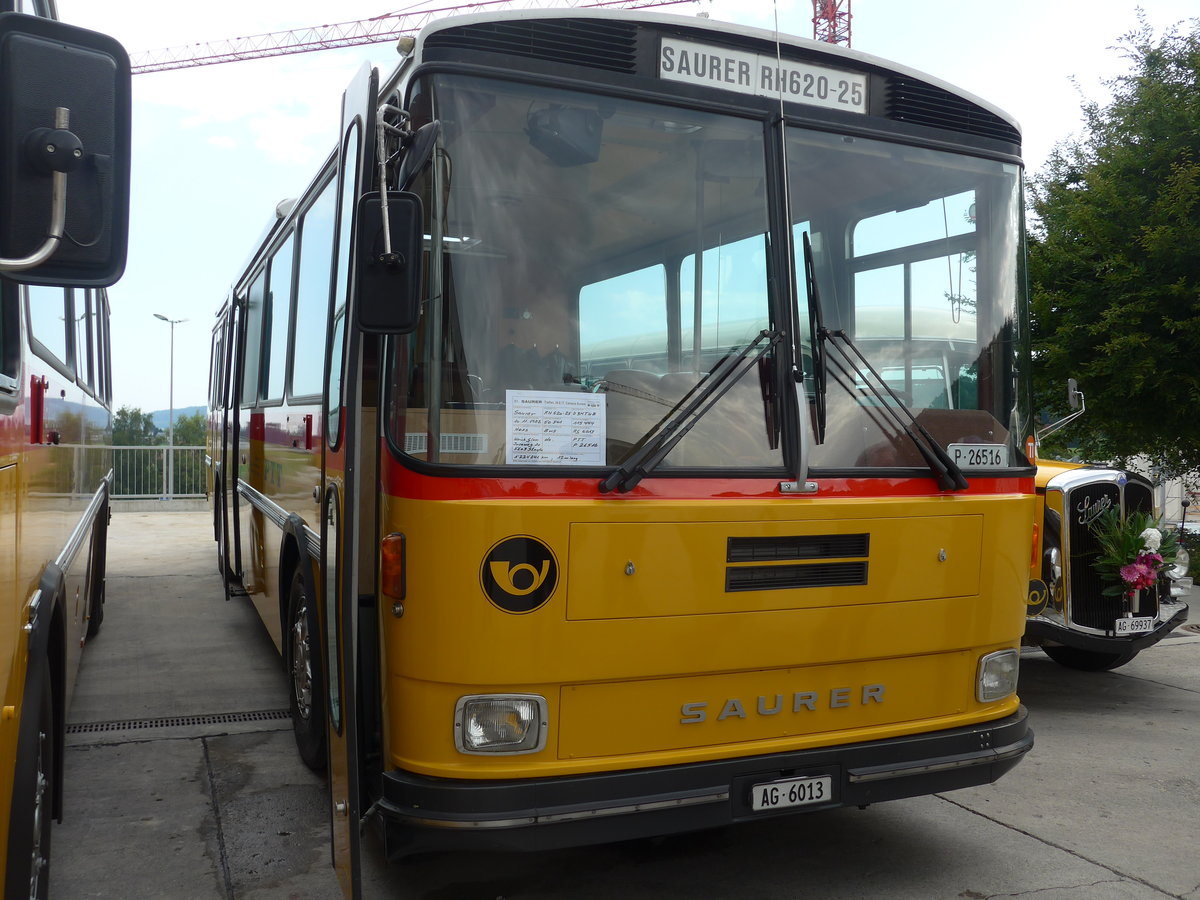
<box><xmin>321</xmin><ymin>62</ymin><xmax>378</xmax><ymax>899</ymax></box>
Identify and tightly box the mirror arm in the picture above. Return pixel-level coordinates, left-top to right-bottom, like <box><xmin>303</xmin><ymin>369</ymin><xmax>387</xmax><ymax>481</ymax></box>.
<box><xmin>0</xmin><ymin>107</ymin><xmax>74</xmax><ymax>273</ymax></box>
<box><xmin>374</xmin><ymin>103</ymin><xmax>398</xmax><ymax>264</ymax></box>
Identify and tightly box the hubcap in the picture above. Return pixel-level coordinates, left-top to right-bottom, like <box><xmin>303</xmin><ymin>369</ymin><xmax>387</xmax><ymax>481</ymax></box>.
<box><xmin>291</xmin><ymin>600</ymin><xmax>313</xmax><ymax>720</ymax></box>
<box><xmin>29</xmin><ymin>728</ymin><xmax>47</xmax><ymax>899</ymax></box>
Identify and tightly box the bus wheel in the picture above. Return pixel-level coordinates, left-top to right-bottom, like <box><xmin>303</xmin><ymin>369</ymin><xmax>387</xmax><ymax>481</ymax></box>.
<box><xmin>1042</xmin><ymin>644</ymin><xmax>1137</xmax><ymax>671</ymax></box>
<box><xmin>286</xmin><ymin>567</ymin><xmax>327</xmax><ymax>771</ymax></box>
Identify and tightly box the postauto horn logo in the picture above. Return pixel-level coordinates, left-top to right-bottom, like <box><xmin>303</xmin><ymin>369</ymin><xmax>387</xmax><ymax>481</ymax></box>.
<box><xmin>480</xmin><ymin>536</ymin><xmax>559</xmax><ymax>613</ymax></box>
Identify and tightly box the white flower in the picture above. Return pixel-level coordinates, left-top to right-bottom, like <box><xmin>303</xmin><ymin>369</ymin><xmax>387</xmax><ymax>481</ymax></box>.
<box><xmin>1140</xmin><ymin>527</ymin><xmax>1162</xmax><ymax>552</ymax></box>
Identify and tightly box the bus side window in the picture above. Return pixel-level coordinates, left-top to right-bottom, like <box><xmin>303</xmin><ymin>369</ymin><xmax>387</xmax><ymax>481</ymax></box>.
<box><xmin>242</xmin><ymin>272</ymin><xmax>266</xmax><ymax>406</ymax></box>
<box><xmin>25</xmin><ymin>285</ymin><xmax>72</xmax><ymax>374</ymax></box>
<box><xmin>262</xmin><ymin>235</ymin><xmax>295</xmax><ymax>402</ymax></box>
<box><xmin>0</xmin><ymin>286</ymin><xmax>17</xmax><ymax>393</ymax></box>
<box><xmin>291</xmin><ymin>178</ymin><xmax>337</xmax><ymax>399</ymax></box>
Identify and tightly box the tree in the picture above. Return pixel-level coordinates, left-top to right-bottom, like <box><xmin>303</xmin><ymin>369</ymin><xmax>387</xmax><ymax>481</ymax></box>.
<box><xmin>113</xmin><ymin>406</ymin><xmax>161</xmax><ymax>446</ymax></box>
<box><xmin>171</xmin><ymin>411</ymin><xmax>208</xmax><ymax>447</ymax></box>
<box><xmin>1028</xmin><ymin>16</ymin><xmax>1200</xmax><ymax>475</ymax></box>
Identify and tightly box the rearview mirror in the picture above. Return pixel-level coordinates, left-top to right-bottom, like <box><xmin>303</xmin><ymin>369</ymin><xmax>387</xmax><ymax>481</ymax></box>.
<box><xmin>354</xmin><ymin>191</ymin><xmax>423</xmax><ymax>334</ymax></box>
<box><xmin>0</xmin><ymin>13</ymin><xmax>131</xmax><ymax>287</ymax></box>
<box><xmin>1067</xmin><ymin>377</ymin><xmax>1081</xmax><ymax>410</ymax></box>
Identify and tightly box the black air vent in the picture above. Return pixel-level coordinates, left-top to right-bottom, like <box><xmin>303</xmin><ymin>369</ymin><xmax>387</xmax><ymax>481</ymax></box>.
<box><xmin>425</xmin><ymin>19</ymin><xmax>639</xmax><ymax>74</ymax></box>
<box><xmin>728</xmin><ymin>534</ymin><xmax>869</xmax><ymax>562</ymax></box>
<box><xmin>886</xmin><ymin>76</ymin><xmax>1020</xmax><ymax>144</ymax></box>
<box><xmin>727</xmin><ymin>562</ymin><xmax>868</xmax><ymax>592</ymax></box>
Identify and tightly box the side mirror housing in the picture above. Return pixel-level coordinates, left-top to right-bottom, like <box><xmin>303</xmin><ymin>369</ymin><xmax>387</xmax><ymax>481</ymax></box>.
<box><xmin>0</xmin><ymin>13</ymin><xmax>131</xmax><ymax>287</ymax></box>
<box><xmin>354</xmin><ymin>191</ymin><xmax>423</xmax><ymax>334</ymax></box>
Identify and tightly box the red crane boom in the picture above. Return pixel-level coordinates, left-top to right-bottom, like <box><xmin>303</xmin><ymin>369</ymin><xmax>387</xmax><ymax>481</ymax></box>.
<box><xmin>811</xmin><ymin>0</ymin><xmax>851</xmax><ymax>47</ymax></box>
<box><xmin>131</xmin><ymin>0</ymin><xmax>699</xmax><ymax>74</ymax></box>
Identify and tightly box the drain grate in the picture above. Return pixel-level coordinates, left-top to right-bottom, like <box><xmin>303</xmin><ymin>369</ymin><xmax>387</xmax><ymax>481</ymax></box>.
<box><xmin>1181</xmin><ymin>623</ymin><xmax>1200</xmax><ymax>635</ymax></box>
<box><xmin>67</xmin><ymin>709</ymin><xmax>291</xmax><ymax>735</ymax></box>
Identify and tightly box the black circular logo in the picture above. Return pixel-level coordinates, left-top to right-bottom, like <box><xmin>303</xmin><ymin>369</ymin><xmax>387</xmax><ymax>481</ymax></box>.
<box><xmin>480</xmin><ymin>536</ymin><xmax>558</xmax><ymax>614</ymax></box>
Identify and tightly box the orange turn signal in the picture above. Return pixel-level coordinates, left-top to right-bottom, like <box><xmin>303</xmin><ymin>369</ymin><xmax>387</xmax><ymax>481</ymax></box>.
<box><xmin>381</xmin><ymin>533</ymin><xmax>406</xmax><ymax>600</ymax></box>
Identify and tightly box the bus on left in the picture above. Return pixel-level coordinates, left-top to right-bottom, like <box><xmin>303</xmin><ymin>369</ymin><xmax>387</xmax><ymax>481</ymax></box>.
<box><xmin>1</xmin><ymin>1</ymin><xmax>130</xmax><ymax>896</ymax></box>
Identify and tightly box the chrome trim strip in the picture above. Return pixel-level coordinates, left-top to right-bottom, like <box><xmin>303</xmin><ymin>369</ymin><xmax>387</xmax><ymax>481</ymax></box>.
<box><xmin>55</xmin><ymin>468</ymin><xmax>113</xmax><ymax>572</ymax></box>
<box><xmin>235</xmin><ymin>479</ymin><xmax>288</xmax><ymax>531</ymax></box>
<box><xmin>848</xmin><ymin>740</ymin><xmax>1029</xmax><ymax>783</ymax></box>
<box><xmin>236</xmin><ymin>479</ymin><xmax>321</xmax><ymax>560</ymax></box>
<box><xmin>395</xmin><ymin>789</ymin><xmax>731</xmax><ymax>831</ymax></box>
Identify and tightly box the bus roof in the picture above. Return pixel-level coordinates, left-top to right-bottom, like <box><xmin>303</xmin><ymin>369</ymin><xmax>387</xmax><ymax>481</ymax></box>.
<box><xmin>413</xmin><ymin>7</ymin><xmax>1021</xmax><ymax>138</ymax></box>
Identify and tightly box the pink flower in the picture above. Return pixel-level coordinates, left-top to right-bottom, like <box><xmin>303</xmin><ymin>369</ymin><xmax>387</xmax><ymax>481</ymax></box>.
<box><xmin>1120</xmin><ymin>555</ymin><xmax>1159</xmax><ymax>591</ymax></box>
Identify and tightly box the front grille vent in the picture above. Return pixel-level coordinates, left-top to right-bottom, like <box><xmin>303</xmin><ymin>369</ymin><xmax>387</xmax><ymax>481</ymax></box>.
<box><xmin>886</xmin><ymin>76</ymin><xmax>1020</xmax><ymax>144</ymax></box>
<box><xmin>726</xmin><ymin>533</ymin><xmax>869</xmax><ymax>592</ymax></box>
<box><xmin>728</xmin><ymin>533</ymin><xmax>869</xmax><ymax>562</ymax></box>
<box><xmin>425</xmin><ymin>19</ymin><xmax>639</xmax><ymax>74</ymax></box>
<box><xmin>727</xmin><ymin>561</ymin><xmax>868</xmax><ymax>592</ymax></box>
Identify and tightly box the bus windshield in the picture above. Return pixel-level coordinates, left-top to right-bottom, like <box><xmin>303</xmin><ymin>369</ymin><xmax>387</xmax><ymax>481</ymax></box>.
<box><xmin>388</xmin><ymin>72</ymin><xmax>1026</xmax><ymax>474</ymax></box>
<box><xmin>791</xmin><ymin>129</ymin><xmax>1026</xmax><ymax>471</ymax></box>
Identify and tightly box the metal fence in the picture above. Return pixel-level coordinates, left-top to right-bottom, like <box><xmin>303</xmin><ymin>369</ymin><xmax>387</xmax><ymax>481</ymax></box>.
<box><xmin>112</xmin><ymin>445</ymin><xmax>207</xmax><ymax>499</ymax></box>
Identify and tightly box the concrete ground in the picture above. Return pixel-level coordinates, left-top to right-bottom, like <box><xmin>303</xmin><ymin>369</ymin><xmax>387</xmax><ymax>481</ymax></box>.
<box><xmin>53</xmin><ymin>510</ymin><xmax>1200</xmax><ymax>900</ymax></box>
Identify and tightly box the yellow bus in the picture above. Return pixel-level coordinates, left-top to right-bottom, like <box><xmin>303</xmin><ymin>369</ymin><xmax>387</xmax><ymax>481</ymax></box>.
<box><xmin>208</xmin><ymin>10</ymin><xmax>1036</xmax><ymax>890</ymax></box>
<box><xmin>1</xmin><ymin>3</ymin><xmax>130</xmax><ymax>896</ymax></box>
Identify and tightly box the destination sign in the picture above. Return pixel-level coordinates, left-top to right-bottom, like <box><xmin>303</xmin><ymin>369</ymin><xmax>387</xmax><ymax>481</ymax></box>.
<box><xmin>659</xmin><ymin>37</ymin><xmax>868</xmax><ymax>114</ymax></box>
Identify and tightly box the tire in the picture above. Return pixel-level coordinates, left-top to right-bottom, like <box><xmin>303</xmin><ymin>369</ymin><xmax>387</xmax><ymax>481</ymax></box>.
<box><xmin>86</xmin><ymin>536</ymin><xmax>106</xmax><ymax>641</ymax></box>
<box><xmin>286</xmin><ymin>566</ymin><xmax>327</xmax><ymax>772</ymax></box>
<box><xmin>1042</xmin><ymin>644</ymin><xmax>1138</xmax><ymax>671</ymax></box>
<box><xmin>7</xmin><ymin>657</ymin><xmax>54</xmax><ymax>900</ymax></box>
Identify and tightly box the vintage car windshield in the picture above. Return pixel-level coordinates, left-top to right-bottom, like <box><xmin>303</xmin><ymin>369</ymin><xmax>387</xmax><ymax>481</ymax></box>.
<box><xmin>789</xmin><ymin>128</ymin><xmax>1028</xmax><ymax>472</ymax></box>
<box><xmin>388</xmin><ymin>73</ymin><xmax>782</xmax><ymax>470</ymax></box>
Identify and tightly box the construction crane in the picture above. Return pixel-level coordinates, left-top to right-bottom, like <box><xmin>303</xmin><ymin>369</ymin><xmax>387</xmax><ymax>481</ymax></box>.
<box><xmin>811</xmin><ymin>0</ymin><xmax>851</xmax><ymax>47</ymax></box>
<box><xmin>131</xmin><ymin>0</ymin><xmax>700</xmax><ymax>74</ymax></box>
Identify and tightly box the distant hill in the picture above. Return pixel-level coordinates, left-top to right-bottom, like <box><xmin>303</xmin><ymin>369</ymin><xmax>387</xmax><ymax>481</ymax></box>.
<box><xmin>150</xmin><ymin>405</ymin><xmax>206</xmax><ymax>430</ymax></box>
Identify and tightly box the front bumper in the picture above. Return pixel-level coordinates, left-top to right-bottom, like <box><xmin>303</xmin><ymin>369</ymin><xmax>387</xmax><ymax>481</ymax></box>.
<box><xmin>375</xmin><ymin>707</ymin><xmax>1032</xmax><ymax>857</ymax></box>
<box><xmin>1026</xmin><ymin>600</ymin><xmax>1188</xmax><ymax>655</ymax></box>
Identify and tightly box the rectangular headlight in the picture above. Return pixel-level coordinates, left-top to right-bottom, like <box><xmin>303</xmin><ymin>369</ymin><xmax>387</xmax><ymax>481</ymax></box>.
<box><xmin>977</xmin><ymin>649</ymin><xmax>1019</xmax><ymax>702</ymax></box>
<box><xmin>455</xmin><ymin>694</ymin><xmax>548</xmax><ymax>755</ymax></box>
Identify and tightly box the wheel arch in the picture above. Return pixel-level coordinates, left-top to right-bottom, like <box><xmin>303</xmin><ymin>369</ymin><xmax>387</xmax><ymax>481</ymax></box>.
<box><xmin>277</xmin><ymin>514</ymin><xmax>319</xmax><ymax>669</ymax></box>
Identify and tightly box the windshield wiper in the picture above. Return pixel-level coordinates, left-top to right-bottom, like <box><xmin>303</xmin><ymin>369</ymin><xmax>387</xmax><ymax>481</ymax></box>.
<box><xmin>800</xmin><ymin>232</ymin><xmax>828</xmax><ymax>443</ymax></box>
<box><xmin>823</xmin><ymin>329</ymin><xmax>969</xmax><ymax>492</ymax></box>
<box><xmin>599</xmin><ymin>329</ymin><xmax>784</xmax><ymax>494</ymax></box>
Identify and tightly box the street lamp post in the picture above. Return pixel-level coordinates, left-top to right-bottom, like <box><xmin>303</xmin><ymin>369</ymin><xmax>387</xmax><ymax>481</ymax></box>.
<box><xmin>153</xmin><ymin>313</ymin><xmax>187</xmax><ymax>499</ymax></box>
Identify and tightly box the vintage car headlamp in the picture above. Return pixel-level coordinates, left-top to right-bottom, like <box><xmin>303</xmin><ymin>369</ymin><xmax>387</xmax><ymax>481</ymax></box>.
<box><xmin>455</xmin><ymin>694</ymin><xmax>547</xmax><ymax>754</ymax></box>
<box><xmin>1167</xmin><ymin>545</ymin><xmax>1190</xmax><ymax>581</ymax></box>
<box><xmin>1044</xmin><ymin>546</ymin><xmax>1063</xmax><ymax>586</ymax></box>
<box><xmin>977</xmin><ymin>649</ymin><xmax>1020</xmax><ymax>702</ymax></box>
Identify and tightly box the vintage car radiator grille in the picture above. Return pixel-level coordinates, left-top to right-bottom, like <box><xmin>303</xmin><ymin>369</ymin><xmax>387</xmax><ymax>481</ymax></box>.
<box><xmin>1065</xmin><ymin>479</ymin><xmax>1157</xmax><ymax>629</ymax></box>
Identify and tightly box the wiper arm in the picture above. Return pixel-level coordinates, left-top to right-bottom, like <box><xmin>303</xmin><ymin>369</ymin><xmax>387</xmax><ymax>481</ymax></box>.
<box><xmin>824</xmin><ymin>329</ymin><xmax>969</xmax><ymax>492</ymax></box>
<box><xmin>800</xmin><ymin>232</ymin><xmax>828</xmax><ymax>443</ymax></box>
<box><xmin>599</xmin><ymin>329</ymin><xmax>784</xmax><ymax>494</ymax></box>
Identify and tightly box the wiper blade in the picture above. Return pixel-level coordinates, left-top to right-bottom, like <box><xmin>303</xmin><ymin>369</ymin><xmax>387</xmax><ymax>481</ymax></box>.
<box><xmin>800</xmin><ymin>232</ymin><xmax>828</xmax><ymax>443</ymax></box>
<box><xmin>599</xmin><ymin>329</ymin><xmax>784</xmax><ymax>494</ymax></box>
<box><xmin>824</xmin><ymin>329</ymin><xmax>969</xmax><ymax>492</ymax></box>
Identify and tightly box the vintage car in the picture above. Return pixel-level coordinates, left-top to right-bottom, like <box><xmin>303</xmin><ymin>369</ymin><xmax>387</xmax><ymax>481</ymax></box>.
<box><xmin>1026</xmin><ymin>459</ymin><xmax>1190</xmax><ymax>669</ymax></box>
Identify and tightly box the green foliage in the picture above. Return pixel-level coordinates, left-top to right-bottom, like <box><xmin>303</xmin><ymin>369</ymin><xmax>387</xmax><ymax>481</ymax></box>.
<box><xmin>1028</xmin><ymin>16</ymin><xmax>1200</xmax><ymax>473</ymax></box>
<box><xmin>1091</xmin><ymin>507</ymin><xmax>1179</xmax><ymax>597</ymax></box>
<box><xmin>169</xmin><ymin>411</ymin><xmax>207</xmax><ymax>447</ymax></box>
<box><xmin>113</xmin><ymin>405</ymin><xmax>162</xmax><ymax>446</ymax></box>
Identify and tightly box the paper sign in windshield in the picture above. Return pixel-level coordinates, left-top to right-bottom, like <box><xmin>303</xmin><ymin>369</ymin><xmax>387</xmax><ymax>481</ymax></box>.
<box><xmin>506</xmin><ymin>390</ymin><xmax>606</xmax><ymax>465</ymax></box>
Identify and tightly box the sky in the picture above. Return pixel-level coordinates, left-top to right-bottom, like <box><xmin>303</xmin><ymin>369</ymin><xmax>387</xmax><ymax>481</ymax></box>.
<box><xmin>58</xmin><ymin>0</ymin><xmax>1199</xmax><ymax>414</ymax></box>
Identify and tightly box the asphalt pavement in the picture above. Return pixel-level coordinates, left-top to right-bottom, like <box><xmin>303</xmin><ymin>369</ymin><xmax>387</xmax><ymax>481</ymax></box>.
<box><xmin>53</xmin><ymin>509</ymin><xmax>1200</xmax><ymax>900</ymax></box>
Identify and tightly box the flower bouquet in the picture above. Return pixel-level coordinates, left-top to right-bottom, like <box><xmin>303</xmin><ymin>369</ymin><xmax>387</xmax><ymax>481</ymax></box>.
<box><xmin>1091</xmin><ymin>507</ymin><xmax>1179</xmax><ymax>599</ymax></box>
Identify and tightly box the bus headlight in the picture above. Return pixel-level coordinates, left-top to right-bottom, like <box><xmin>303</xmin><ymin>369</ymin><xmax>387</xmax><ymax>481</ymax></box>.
<box><xmin>455</xmin><ymin>694</ymin><xmax>547</xmax><ymax>754</ymax></box>
<box><xmin>1167</xmin><ymin>545</ymin><xmax>1190</xmax><ymax>581</ymax></box>
<box><xmin>977</xmin><ymin>649</ymin><xmax>1019</xmax><ymax>702</ymax></box>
